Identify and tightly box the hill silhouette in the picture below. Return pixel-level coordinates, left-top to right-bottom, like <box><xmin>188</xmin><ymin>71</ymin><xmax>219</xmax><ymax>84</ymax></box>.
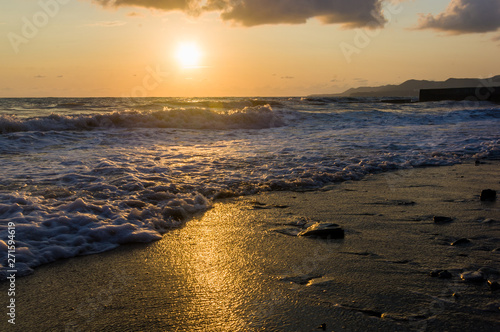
<box><xmin>312</xmin><ymin>76</ymin><xmax>500</xmax><ymax>98</ymax></box>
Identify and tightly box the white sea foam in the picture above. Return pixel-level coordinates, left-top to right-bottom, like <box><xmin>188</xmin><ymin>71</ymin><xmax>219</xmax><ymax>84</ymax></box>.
<box><xmin>0</xmin><ymin>97</ymin><xmax>499</xmax><ymax>278</ymax></box>
<box><xmin>0</xmin><ymin>190</ymin><xmax>209</xmax><ymax>278</ymax></box>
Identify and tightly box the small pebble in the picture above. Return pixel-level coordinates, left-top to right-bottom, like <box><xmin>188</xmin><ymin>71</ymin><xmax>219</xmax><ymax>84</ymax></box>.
<box><xmin>478</xmin><ymin>267</ymin><xmax>500</xmax><ymax>277</ymax></box>
<box><xmin>438</xmin><ymin>270</ymin><xmax>453</xmax><ymax>279</ymax></box>
<box><xmin>451</xmin><ymin>238</ymin><xmax>471</xmax><ymax>246</ymax></box>
<box><xmin>461</xmin><ymin>271</ymin><xmax>485</xmax><ymax>283</ymax></box>
<box><xmin>480</xmin><ymin>189</ymin><xmax>497</xmax><ymax>202</ymax></box>
<box><xmin>433</xmin><ymin>216</ymin><xmax>453</xmax><ymax>224</ymax></box>
<box><xmin>488</xmin><ymin>280</ymin><xmax>500</xmax><ymax>291</ymax></box>
<box><xmin>430</xmin><ymin>269</ymin><xmax>452</xmax><ymax>278</ymax></box>
<box><xmin>430</xmin><ymin>270</ymin><xmax>440</xmax><ymax>277</ymax></box>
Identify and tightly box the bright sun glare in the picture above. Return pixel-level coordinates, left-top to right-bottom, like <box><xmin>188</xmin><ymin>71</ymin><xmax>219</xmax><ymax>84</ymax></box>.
<box><xmin>176</xmin><ymin>42</ymin><xmax>202</xmax><ymax>68</ymax></box>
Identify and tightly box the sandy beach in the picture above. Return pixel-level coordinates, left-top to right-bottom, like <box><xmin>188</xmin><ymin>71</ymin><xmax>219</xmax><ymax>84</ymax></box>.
<box><xmin>2</xmin><ymin>161</ymin><xmax>500</xmax><ymax>331</ymax></box>
<box><xmin>3</xmin><ymin>0</ymin><xmax>500</xmax><ymax>331</ymax></box>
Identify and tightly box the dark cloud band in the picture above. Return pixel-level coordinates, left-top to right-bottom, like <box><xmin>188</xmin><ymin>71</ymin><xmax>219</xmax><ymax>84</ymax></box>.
<box><xmin>92</xmin><ymin>0</ymin><xmax>386</xmax><ymax>28</ymax></box>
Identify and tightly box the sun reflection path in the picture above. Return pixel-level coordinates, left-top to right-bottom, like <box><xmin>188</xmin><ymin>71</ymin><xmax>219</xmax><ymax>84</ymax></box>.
<box><xmin>150</xmin><ymin>202</ymin><xmax>267</xmax><ymax>330</ymax></box>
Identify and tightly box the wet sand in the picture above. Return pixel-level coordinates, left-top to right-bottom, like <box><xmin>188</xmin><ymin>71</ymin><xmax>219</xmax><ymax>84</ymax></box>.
<box><xmin>1</xmin><ymin>162</ymin><xmax>500</xmax><ymax>331</ymax></box>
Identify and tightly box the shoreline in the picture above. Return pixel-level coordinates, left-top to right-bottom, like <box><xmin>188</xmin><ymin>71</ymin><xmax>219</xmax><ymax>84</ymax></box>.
<box><xmin>1</xmin><ymin>161</ymin><xmax>500</xmax><ymax>331</ymax></box>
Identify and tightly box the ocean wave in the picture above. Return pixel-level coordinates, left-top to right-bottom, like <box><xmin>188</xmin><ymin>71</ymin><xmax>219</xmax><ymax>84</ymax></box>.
<box><xmin>164</xmin><ymin>98</ymin><xmax>284</xmax><ymax>109</ymax></box>
<box><xmin>1</xmin><ymin>97</ymin><xmax>499</xmax><ymax>279</ymax></box>
<box><xmin>301</xmin><ymin>96</ymin><xmax>369</xmax><ymax>104</ymax></box>
<box><xmin>0</xmin><ymin>105</ymin><xmax>286</xmax><ymax>133</ymax></box>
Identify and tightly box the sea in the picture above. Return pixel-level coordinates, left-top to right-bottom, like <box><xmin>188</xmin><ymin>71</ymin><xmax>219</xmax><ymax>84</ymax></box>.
<box><xmin>1</xmin><ymin>97</ymin><xmax>499</xmax><ymax>278</ymax></box>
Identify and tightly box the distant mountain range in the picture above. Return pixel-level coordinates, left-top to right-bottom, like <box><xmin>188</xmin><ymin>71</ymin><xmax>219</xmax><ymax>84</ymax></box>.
<box><xmin>312</xmin><ymin>76</ymin><xmax>500</xmax><ymax>98</ymax></box>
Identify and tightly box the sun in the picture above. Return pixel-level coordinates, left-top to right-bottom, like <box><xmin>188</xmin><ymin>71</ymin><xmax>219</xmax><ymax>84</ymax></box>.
<box><xmin>175</xmin><ymin>42</ymin><xmax>202</xmax><ymax>68</ymax></box>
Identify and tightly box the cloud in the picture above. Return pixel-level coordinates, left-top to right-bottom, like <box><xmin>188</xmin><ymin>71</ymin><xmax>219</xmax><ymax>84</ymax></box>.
<box><xmin>218</xmin><ymin>0</ymin><xmax>386</xmax><ymax>28</ymax></box>
<box><xmin>493</xmin><ymin>34</ymin><xmax>500</xmax><ymax>46</ymax></box>
<box><xmin>417</xmin><ymin>0</ymin><xmax>500</xmax><ymax>34</ymax></box>
<box><xmin>34</xmin><ymin>75</ymin><xmax>46</xmax><ymax>79</ymax></box>
<box><xmin>281</xmin><ymin>76</ymin><xmax>294</xmax><ymax>79</ymax></box>
<box><xmin>353</xmin><ymin>78</ymin><xmax>368</xmax><ymax>84</ymax></box>
<box><xmin>92</xmin><ymin>0</ymin><xmax>387</xmax><ymax>28</ymax></box>
<box><xmin>86</xmin><ymin>20</ymin><xmax>127</xmax><ymax>27</ymax></box>
<box><xmin>93</xmin><ymin>0</ymin><xmax>197</xmax><ymax>12</ymax></box>
<box><xmin>127</xmin><ymin>11</ymin><xmax>144</xmax><ymax>17</ymax></box>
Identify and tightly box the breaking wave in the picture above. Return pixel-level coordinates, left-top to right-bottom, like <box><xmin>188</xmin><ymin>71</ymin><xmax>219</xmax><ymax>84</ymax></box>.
<box><xmin>0</xmin><ymin>105</ymin><xmax>286</xmax><ymax>133</ymax></box>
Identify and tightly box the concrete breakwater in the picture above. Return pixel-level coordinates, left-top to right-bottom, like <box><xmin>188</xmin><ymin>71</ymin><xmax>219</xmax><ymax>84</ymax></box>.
<box><xmin>419</xmin><ymin>86</ymin><xmax>500</xmax><ymax>102</ymax></box>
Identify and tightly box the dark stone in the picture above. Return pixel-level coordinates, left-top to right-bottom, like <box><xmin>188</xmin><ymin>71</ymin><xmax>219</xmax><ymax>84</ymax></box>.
<box><xmin>280</xmin><ymin>274</ymin><xmax>322</xmax><ymax>285</ymax></box>
<box><xmin>273</xmin><ymin>228</ymin><xmax>301</xmax><ymax>237</ymax></box>
<box><xmin>451</xmin><ymin>238</ymin><xmax>471</xmax><ymax>246</ymax></box>
<box><xmin>251</xmin><ymin>203</ymin><xmax>289</xmax><ymax>209</ymax></box>
<box><xmin>298</xmin><ymin>222</ymin><xmax>345</xmax><ymax>239</ymax></box>
<box><xmin>358</xmin><ymin>309</ymin><xmax>383</xmax><ymax>318</ymax></box>
<box><xmin>433</xmin><ymin>216</ymin><xmax>453</xmax><ymax>224</ymax></box>
<box><xmin>430</xmin><ymin>269</ymin><xmax>452</xmax><ymax>279</ymax></box>
<box><xmin>488</xmin><ymin>280</ymin><xmax>500</xmax><ymax>291</ymax></box>
<box><xmin>393</xmin><ymin>200</ymin><xmax>416</xmax><ymax>206</ymax></box>
<box><xmin>460</xmin><ymin>271</ymin><xmax>485</xmax><ymax>283</ymax></box>
<box><xmin>372</xmin><ymin>199</ymin><xmax>416</xmax><ymax>206</ymax></box>
<box><xmin>251</xmin><ymin>205</ymin><xmax>271</xmax><ymax>210</ymax></box>
<box><xmin>480</xmin><ymin>189</ymin><xmax>497</xmax><ymax>202</ymax></box>
<box><xmin>478</xmin><ymin>267</ymin><xmax>500</xmax><ymax>278</ymax></box>
<box><xmin>318</xmin><ymin>323</ymin><xmax>327</xmax><ymax>331</ymax></box>
<box><xmin>438</xmin><ymin>270</ymin><xmax>453</xmax><ymax>279</ymax></box>
<box><xmin>430</xmin><ymin>269</ymin><xmax>442</xmax><ymax>277</ymax></box>
<box><xmin>478</xmin><ymin>218</ymin><xmax>498</xmax><ymax>224</ymax></box>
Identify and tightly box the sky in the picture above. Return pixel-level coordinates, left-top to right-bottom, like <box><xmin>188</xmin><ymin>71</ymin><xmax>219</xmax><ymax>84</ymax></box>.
<box><xmin>1</xmin><ymin>0</ymin><xmax>499</xmax><ymax>97</ymax></box>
